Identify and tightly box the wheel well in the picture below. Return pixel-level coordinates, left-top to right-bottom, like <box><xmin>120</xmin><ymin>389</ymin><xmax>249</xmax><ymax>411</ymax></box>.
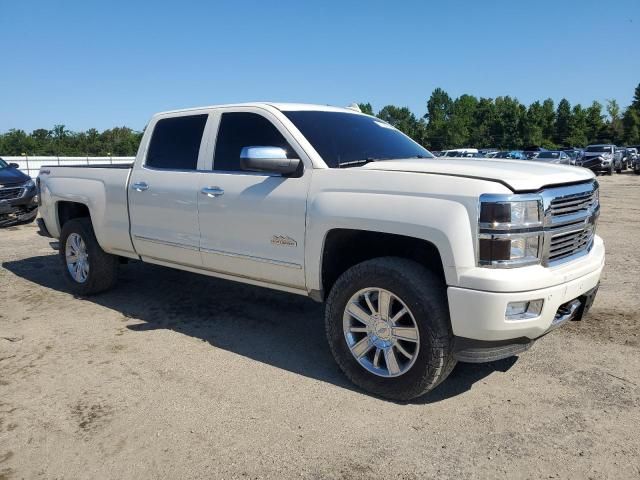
<box><xmin>57</xmin><ymin>201</ymin><xmax>90</xmax><ymax>230</ymax></box>
<box><xmin>320</xmin><ymin>229</ymin><xmax>445</xmax><ymax>299</ymax></box>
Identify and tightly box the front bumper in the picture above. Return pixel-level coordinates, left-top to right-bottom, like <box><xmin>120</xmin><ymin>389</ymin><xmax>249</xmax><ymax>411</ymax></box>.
<box><xmin>577</xmin><ymin>157</ymin><xmax>611</xmax><ymax>172</ymax></box>
<box><xmin>447</xmin><ymin>237</ymin><xmax>604</xmax><ymax>342</ymax></box>
<box><xmin>0</xmin><ymin>186</ymin><xmax>38</xmax><ymax>225</ymax></box>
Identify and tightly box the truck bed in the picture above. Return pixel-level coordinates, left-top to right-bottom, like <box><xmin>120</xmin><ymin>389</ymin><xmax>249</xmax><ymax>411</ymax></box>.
<box><xmin>38</xmin><ymin>165</ymin><xmax>137</xmax><ymax>258</ymax></box>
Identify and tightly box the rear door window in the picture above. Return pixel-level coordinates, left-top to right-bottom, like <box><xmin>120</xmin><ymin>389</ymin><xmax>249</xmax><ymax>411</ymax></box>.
<box><xmin>146</xmin><ymin>114</ymin><xmax>208</xmax><ymax>170</ymax></box>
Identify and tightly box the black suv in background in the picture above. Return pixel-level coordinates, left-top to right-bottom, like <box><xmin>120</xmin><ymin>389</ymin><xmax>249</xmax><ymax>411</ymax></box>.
<box><xmin>0</xmin><ymin>158</ymin><xmax>38</xmax><ymax>227</ymax></box>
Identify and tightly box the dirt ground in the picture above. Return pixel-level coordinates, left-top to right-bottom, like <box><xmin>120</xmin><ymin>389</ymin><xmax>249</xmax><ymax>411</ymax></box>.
<box><xmin>1</xmin><ymin>173</ymin><xmax>639</xmax><ymax>479</ymax></box>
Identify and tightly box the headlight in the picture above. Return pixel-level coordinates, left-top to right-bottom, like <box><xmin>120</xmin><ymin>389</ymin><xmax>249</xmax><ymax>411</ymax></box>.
<box><xmin>23</xmin><ymin>179</ymin><xmax>36</xmax><ymax>189</ymax></box>
<box><xmin>478</xmin><ymin>195</ymin><xmax>543</xmax><ymax>268</ymax></box>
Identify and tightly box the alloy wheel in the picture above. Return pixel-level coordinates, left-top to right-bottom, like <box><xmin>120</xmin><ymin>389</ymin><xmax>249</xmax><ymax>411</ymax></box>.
<box><xmin>342</xmin><ymin>288</ymin><xmax>420</xmax><ymax>377</ymax></box>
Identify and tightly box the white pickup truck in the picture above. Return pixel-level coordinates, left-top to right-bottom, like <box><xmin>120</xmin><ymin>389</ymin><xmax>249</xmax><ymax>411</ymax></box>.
<box><xmin>37</xmin><ymin>103</ymin><xmax>604</xmax><ymax>400</ymax></box>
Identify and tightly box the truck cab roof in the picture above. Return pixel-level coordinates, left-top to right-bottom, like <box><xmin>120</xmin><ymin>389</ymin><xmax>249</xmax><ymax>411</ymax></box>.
<box><xmin>154</xmin><ymin>102</ymin><xmax>364</xmax><ymax>117</ymax></box>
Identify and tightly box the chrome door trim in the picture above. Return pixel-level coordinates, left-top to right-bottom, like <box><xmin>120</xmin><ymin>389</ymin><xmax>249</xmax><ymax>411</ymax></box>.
<box><xmin>200</xmin><ymin>246</ymin><xmax>302</xmax><ymax>269</ymax></box>
<box><xmin>134</xmin><ymin>235</ymin><xmax>302</xmax><ymax>269</ymax></box>
<box><xmin>133</xmin><ymin>235</ymin><xmax>200</xmax><ymax>252</ymax></box>
<box><xmin>142</xmin><ymin>255</ymin><xmax>306</xmax><ymax>292</ymax></box>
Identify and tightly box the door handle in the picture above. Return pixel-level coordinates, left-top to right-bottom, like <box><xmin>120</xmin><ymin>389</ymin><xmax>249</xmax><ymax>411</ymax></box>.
<box><xmin>132</xmin><ymin>181</ymin><xmax>149</xmax><ymax>192</ymax></box>
<box><xmin>201</xmin><ymin>186</ymin><xmax>224</xmax><ymax>198</ymax></box>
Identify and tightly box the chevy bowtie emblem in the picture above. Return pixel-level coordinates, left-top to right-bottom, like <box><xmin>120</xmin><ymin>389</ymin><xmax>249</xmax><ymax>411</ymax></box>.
<box><xmin>271</xmin><ymin>235</ymin><xmax>297</xmax><ymax>247</ymax></box>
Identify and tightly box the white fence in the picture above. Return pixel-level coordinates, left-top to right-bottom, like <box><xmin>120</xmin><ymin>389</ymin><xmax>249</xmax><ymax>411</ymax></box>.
<box><xmin>1</xmin><ymin>156</ymin><xmax>135</xmax><ymax>178</ymax></box>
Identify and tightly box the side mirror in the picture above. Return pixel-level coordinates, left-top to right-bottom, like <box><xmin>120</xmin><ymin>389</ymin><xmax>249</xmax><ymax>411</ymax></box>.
<box><xmin>9</xmin><ymin>163</ymin><xmax>19</xmax><ymax>168</ymax></box>
<box><xmin>240</xmin><ymin>146</ymin><xmax>300</xmax><ymax>175</ymax></box>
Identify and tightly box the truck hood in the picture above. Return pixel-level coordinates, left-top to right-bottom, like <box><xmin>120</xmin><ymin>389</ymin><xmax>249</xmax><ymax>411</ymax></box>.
<box><xmin>361</xmin><ymin>157</ymin><xmax>594</xmax><ymax>192</ymax></box>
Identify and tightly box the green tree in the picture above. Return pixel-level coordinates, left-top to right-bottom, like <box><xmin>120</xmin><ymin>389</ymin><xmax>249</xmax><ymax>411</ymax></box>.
<box><xmin>585</xmin><ymin>101</ymin><xmax>605</xmax><ymax>143</ymax></box>
<box><xmin>0</xmin><ymin>126</ymin><xmax>142</xmax><ymax>156</ymax></box>
<box><xmin>377</xmin><ymin>105</ymin><xmax>421</xmax><ymax>142</ymax></box>
<box><xmin>358</xmin><ymin>102</ymin><xmax>374</xmax><ymax>115</ymax></box>
<box><xmin>554</xmin><ymin>98</ymin><xmax>572</xmax><ymax>146</ymax></box>
<box><xmin>541</xmin><ymin>98</ymin><xmax>555</xmax><ymax>144</ymax></box>
<box><xmin>447</xmin><ymin>94</ymin><xmax>478</xmax><ymax>147</ymax></box>
<box><xmin>492</xmin><ymin>96</ymin><xmax>525</xmax><ymax>149</ymax></box>
<box><xmin>606</xmin><ymin>99</ymin><xmax>623</xmax><ymax>144</ymax></box>
<box><xmin>622</xmin><ymin>108</ymin><xmax>640</xmax><ymax>145</ymax></box>
<box><xmin>631</xmin><ymin>82</ymin><xmax>640</xmax><ymax>114</ymax></box>
<box><xmin>470</xmin><ymin>97</ymin><xmax>497</xmax><ymax>147</ymax></box>
<box><xmin>424</xmin><ymin>88</ymin><xmax>453</xmax><ymax>149</ymax></box>
<box><xmin>522</xmin><ymin>101</ymin><xmax>545</xmax><ymax>147</ymax></box>
<box><xmin>566</xmin><ymin>104</ymin><xmax>588</xmax><ymax>147</ymax></box>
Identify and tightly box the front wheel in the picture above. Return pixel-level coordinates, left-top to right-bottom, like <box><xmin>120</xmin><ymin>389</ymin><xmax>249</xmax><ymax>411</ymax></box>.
<box><xmin>325</xmin><ymin>257</ymin><xmax>456</xmax><ymax>401</ymax></box>
<box><xmin>59</xmin><ymin>218</ymin><xmax>119</xmax><ymax>295</ymax></box>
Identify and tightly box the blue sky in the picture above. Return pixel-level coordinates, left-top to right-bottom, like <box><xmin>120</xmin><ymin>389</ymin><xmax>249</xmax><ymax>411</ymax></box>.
<box><xmin>1</xmin><ymin>0</ymin><xmax>638</xmax><ymax>132</ymax></box>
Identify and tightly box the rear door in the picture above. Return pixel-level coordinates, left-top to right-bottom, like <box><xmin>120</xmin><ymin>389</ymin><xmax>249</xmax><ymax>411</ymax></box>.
<box><xmin>129</xmin><ymin>112</ymin><xmax>211</xmax><ymax>267</ymax></box>
<box><xmin>196</xmin><ymin>108</ymin><xmax>311</xmax><ymax>289</ymax></box>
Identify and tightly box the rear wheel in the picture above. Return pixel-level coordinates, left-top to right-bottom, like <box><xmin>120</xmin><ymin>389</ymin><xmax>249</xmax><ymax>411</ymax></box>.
<box><xmin>59</xmin><ymin>218</ymin><xmax>119</xmax><ymax>295</ymax></box>
<box><xmin>325</xmin><ymin>257</ymin><xmax>455</xmax><ymax>401</ymax></box>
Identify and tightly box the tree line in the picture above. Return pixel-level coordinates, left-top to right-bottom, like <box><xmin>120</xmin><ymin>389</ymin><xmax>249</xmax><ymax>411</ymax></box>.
<box><xmin>0</xmin><ymin>125</ymin><xmax>143</xmax><ymax>157</ymax></box>
<box><xmin>1</xmin><ymin>83</ymin><xmax>639</xmax><ymax>156</ymax></box>
<box><xmin>360</xmin><ymin>82</ymin><xmax>640</xmax><ymax>151</ymax></box>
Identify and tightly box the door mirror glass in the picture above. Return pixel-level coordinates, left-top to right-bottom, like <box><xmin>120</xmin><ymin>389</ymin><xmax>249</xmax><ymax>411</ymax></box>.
<box><xmin>240</xmin><ymin>146</ymin><xmax>300</xmax><ymax>175</ymax></box>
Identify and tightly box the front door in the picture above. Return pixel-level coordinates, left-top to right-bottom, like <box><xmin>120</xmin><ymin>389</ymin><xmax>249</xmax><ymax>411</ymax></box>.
<box><xmin>197</xmin><ymin>109</ymin><xmax>310</xmax><ymax>288</ymax></box>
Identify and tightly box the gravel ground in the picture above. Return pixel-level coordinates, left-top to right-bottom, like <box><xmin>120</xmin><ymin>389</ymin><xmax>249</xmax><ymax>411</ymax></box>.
<box><xmin>1</xmin><ymin>172</ymin><xmax>639</xmax><ymax>479</ymax></box>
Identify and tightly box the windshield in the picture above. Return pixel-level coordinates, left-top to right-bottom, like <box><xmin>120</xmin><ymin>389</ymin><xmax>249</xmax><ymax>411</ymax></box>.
<box><xmin>586</xmin><ymin>146</ymin><xmax>613</xmax><ymax>153</ymax></box>
<box><xmin>283</xmin><ymin>111</ymin><xmax>433</xmax><ymax>168</ymax></box>
<box><xmin>0</xmin><ymin>158</ymin><xmax>8</xmax><ymax>169</ymax></box>
<box><xmin>537</xmin><ymin>152</ymin><xmax>560</xmax><ymax>159</ymax></box>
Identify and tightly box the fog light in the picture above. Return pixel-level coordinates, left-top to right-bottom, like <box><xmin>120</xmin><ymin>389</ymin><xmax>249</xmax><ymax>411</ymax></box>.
<box><xmin>506</xmin><ymin>299</ymin><xmax>544</xmax><ymax>320</ymax></box>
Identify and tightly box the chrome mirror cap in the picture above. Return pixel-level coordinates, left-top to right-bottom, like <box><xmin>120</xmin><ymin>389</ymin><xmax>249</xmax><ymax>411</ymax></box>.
<box><xmin>240</xmin><ymin>146</ymin><xmax>300</xmax><ymax>175</ymax></box>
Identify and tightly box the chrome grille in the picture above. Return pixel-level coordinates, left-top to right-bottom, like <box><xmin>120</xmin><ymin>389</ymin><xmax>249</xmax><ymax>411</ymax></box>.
<box><xmin>542</xmin><ymin>181</ymin><xmax>599</xmax><ymax>266</ymax></box>
<box><xmin>0</xmin><ymin>187</ymin><xmax>23</xmax><ymax>201</ymax></box>
<box><xmin>549</xmin><ymin>190</ymin><xmax>595</xmax><ymax>216</ymax></box>
<box><xmin>548</xmin><ymin>224</ymin><xmax>595</xmax><ymax>263</ymax></box>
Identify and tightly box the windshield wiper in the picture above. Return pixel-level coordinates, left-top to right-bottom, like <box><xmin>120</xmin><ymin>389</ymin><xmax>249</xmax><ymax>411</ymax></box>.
<box><xmin>337</xmin><ymin>157</ymin><xmax>382</xmax><ymax>168</ymax></box>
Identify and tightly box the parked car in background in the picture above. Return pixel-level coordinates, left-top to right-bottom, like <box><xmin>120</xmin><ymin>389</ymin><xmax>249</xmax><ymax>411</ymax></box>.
<box><xmin>494</xmin><ymin>150</ymin><xmax>528</xmax><ymax>160</ymax></box>
<box><xmin>614</xmin><ymin>148</ymin><xmax>629</xmax><ymax>172</ymax></box>
<box><xmin>484</xmin><ymin>151</ymin><xmax>499</xmax><ymax>158</ymax></box>
<box><xmin>0</xmin><ymin>157</ymin><xmax>38</xmax><ymax>227</ymax></box>
<box><xmin>440</xmin><ymin>148</ymin><xmax>478</xmax><ymax>157</ymax></box>
<box><xmin>627</xmin><ymin>147</ymin><xmax>640</xmax><ymax>174</ymax></box>
<box><xmin>523</xmin><ymin>146</ymin><xmax>549</xmax><ymax>159</ymax></box>
<box><xmin>578</xmin><ymin>145</ymin><xmax>616</xmax><ymax>175</ymax></box>
<box><xmin>531</xmin><ymin>150</ymin><xmax>572</xmax><ymax>164</ymax></box>
<box><xmin>562</xmin><ymin>149</ymin><xmax>583</xmax><ymax>165</ymax></box>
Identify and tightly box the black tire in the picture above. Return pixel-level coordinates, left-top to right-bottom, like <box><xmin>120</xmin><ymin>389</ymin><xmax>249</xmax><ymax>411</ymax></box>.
<box><xmin>608</xmin><ymin>165</ymin><xmax>614</xmax><ymax>175</ymax></box>
<box><xmin>59</xmin><ymin>217</ymin><xmax>119</xmax><ymax>295</ymax></box>
<box><xmin>325</xmin><ymin>257</ymin><xmax>456</xmax><ymax>401</ymax></box>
